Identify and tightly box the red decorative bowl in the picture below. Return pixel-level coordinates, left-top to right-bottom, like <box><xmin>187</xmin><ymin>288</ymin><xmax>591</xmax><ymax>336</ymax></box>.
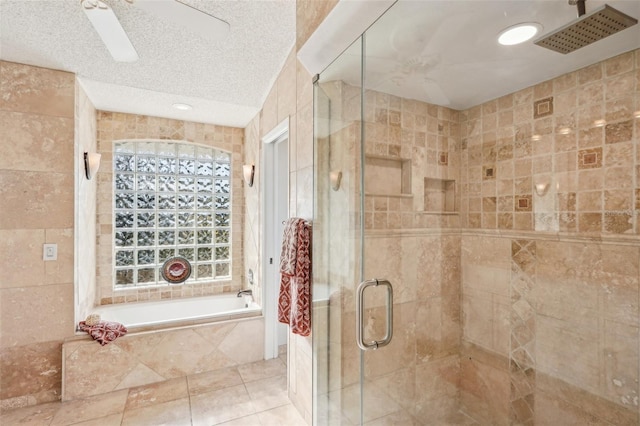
<box><xmin>161</xmin><ymin>257</ymin><xmax>192</xmax><ymax>284</ymax></box>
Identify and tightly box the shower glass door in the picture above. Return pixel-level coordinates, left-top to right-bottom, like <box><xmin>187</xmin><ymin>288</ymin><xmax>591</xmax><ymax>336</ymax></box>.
<box><xmin>315</xmin><ymin>1</ymin><xmax>640</xmax><ymax>425</ymax></box>
<box><xmin>312</xmin><ymin>9</ymin><xmax>461</xmax><ymax>423</ymax></box>
<box><xmin>312</xmin><ymin>36</ymin><xmax>366</xmax><ymax>425</ymax></box>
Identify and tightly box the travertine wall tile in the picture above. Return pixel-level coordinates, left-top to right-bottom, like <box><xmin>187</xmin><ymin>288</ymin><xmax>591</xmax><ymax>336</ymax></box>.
<box><xmin>0</xmin><ymin>111</ymin><xmax>74</xmax><ymax>173</ymax></box>
<box><xmin>0</xmin><ymin>283</ymin><xmax>74</xmax><ymax>348</ymax></box>
<box><xmin>460</xmin><ymin>49</ymin><xmax>638</xmax><ymax>234</ymax></box>
<box><xmin>0</xmin><ymin>229</ymin><xmax>45</xmax><ymax>288</ymax></box>
<box><xmin>295</xmin><ymin>0</ymin><xmax>339</xmax><ymax>50</ymax></box>
<box><xmin>0</xmin><ymin>61</ymin><xmax>75</xmax><ymax>408</ymax></box>
<box><xmin>261</xmin><ymin>84</ymin><xmax>278</xmax><ymax>136</ymax></box>
<box><xmin>0</xmin><ymin>171</ymin><xmax>74</xmax><ymax>230</ymax></box>
<box><xmin>0</xmin><ymin>61</ymin><xmax>74</xmax><ymax>118</ymax></box>
<box><xmin>277</xmin><ymin>49</ymin><xmax>297</xmax><ymax>122</ymax></box>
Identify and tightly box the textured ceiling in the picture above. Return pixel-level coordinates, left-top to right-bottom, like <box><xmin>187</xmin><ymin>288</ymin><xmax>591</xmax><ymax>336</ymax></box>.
<box><xmin>0</xmin><ymin>0</ymin><xmax>296</xmax><ymax>127</ymax></box>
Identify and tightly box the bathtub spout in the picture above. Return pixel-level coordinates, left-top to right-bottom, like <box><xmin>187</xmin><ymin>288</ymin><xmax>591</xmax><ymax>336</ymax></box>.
<box><xmin>237</xmin><ymin>289</ymin><xmax>252</xmax><ymax>298</ymax></box>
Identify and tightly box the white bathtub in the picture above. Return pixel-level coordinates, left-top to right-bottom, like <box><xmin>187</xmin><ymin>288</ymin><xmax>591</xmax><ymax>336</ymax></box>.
<box><xmin>90</xmin><ymin>294</ymin><xmax>261</xmax><ymax>329</ymax></box>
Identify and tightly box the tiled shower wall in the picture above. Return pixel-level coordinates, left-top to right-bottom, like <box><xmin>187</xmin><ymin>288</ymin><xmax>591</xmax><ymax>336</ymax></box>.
<box><xmin>94</xmin><ymin>112</ymin><xmax>245</xmax><ymax>306</ymax></box>
<box><xmin>316</xmin><ymin>48</ymin><xmax>638</xmax><ymax>425</ymax></box>
<box><xmin>362</xmin><ymin>88</ymin><xmax>461</xmax><ymax>230</ymax></box>
<box><xmin>457</xmin><ymin>49</ymin><xmax>640</xmax><ymax>425</ymax></box>
<box><xmin>459</xmin><ymin>49</ymin><xmax>639</xmax><ymax>234</ymax></box>
<box><xmin>313</xmin><ymin>77</ymin><xmax>466</xmax><ymax>423</ymax></box>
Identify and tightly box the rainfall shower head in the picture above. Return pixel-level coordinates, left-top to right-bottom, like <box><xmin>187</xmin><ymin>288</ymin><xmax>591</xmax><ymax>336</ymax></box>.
<box><xmin>534</xmin><ymin>2</ymin><xmax>637</xmax><ymax>54</ymax></box>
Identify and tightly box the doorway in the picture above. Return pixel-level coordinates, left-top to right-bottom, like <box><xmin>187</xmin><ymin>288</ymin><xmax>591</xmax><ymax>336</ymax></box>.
<box><xmin>262</xmin><ymin>118</ymin><xmax>290</xmax><ymax>360</ymax></box>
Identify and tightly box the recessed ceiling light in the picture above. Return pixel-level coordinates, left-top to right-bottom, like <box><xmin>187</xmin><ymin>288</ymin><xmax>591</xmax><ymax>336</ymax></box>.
<box><xmin>593</xmin><ymin>119</ymin><xmax>607</xmax><ymax>127</ymax></box>
<box><xmin>498</xmin><ymin>23</ymin><xmax>542</xmax><ymax>46</ymax></box>
<box><xmin>172</xmin><ymin>103</ymin><xmax>193</xmax><ymax>111</ymax></box>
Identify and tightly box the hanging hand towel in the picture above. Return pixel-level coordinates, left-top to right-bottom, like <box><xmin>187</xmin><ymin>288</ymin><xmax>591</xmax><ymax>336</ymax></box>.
<box><xmin>278</xmin><ymin>218</ymin><xmax>312</xmax><ymax>336</ymax></box>
<box><xmin>279</xmin><ymin>218</ymin><xmax>299</xmax><ymax>276</ymax></box>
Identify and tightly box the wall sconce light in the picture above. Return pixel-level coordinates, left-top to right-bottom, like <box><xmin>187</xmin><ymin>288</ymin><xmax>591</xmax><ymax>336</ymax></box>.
<box><xmin>330</xmin><ymin>170</ymin><xmax>342</xmax><ymax>191</ymax></box>
<box><xmin>84</xmin><ymin>152</ymin><xmax>102</xmax><ymax>180</ymax></box>
<box><xmin>243</xmin><ymin>164</ymin><xmax>255</xmax><ymax>187</ymax></box>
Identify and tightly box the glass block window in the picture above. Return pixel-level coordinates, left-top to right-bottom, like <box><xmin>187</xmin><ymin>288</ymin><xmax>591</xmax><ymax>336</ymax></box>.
<box><xmin>113</xmin><ymin>141</ymin><xmax>231</xmax><ymax>288</ymax></box>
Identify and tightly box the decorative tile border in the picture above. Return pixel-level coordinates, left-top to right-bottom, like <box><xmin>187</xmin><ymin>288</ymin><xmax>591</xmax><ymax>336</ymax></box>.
<box><xmin>510</xmin><ymin>239</ymin><xmax>537</xmax><ymax>425</ymax></box>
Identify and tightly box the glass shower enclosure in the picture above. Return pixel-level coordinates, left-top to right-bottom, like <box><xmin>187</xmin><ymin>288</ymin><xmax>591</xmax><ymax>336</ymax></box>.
<box><xmin>312</xmin><ymin>1</ymin><xmax>639</xmax><ymax>425</ymax></box>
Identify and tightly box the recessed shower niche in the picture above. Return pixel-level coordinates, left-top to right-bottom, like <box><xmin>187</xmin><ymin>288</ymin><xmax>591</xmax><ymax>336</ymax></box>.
<box><xmin>424</xmin><ymin>177</ymin><xmax>456</xmax><ymax>213</ymax></box>
<box><xmin>364</xmin><ymin>155</ymin><xmax>411</xmax><ymax>197</ymax></box>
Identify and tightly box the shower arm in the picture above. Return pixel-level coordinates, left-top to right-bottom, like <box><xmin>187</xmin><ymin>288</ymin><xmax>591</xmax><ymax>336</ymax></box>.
<box><xmin>569</xmin><ymin>0</ymin><xmax>586</xmax><ymax>17</ymax></box>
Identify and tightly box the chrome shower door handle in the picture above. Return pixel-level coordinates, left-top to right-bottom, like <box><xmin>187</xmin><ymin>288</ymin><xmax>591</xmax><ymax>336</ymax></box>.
<box><xmin>355</xmin><ymin>278</ymin><xmax>393</xmax><ymax>351</ymax></box>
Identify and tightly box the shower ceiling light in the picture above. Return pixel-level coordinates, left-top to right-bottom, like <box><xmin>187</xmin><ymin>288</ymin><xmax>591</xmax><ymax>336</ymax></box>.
<box><xmin>498</xmin><ymin>23</ymin><xmax>542</xmax><ymax>45</ymax></box>
<box><xmin>172</xmin><ymin>103</ymin><xmax>193</xmax><ymax>111</ymax></box>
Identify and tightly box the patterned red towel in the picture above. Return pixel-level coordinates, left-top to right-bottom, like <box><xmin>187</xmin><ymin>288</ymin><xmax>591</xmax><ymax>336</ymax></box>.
<box><xmin>278</xmin><ymin>218</ymin><xmax>312</xmax><ymax>336</ymax></box>
<box><xmin>78</xmin><ymin>320</ymin><xmax>128</xmax><ymax>345</ymax></box>
<box><xmin>279</xmin><ymin>218</ymin><xmax>300</xmax><ymax>276</ymax></box>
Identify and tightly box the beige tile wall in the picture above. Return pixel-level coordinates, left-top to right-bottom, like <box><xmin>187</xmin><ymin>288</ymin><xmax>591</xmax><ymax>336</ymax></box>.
<box><xmin>243</xmin><ymin>45</ymin><xmax>314</xmax><ymax>423</ymax></box>
<box><xmin>534</xmin><ymin>240</ymin><xmax>639</xmax><ymax>420</ymax></box>
<box><xmin>296</xmin><ymin>0</ymin><xmax>340</xmax><ymax>51</ymax></box>
<box><xmin>362</xmin><ymin>232</ymin><xmax>463</xmax><ymax>423</ymax></box>
<box><xmin>313</xmin><ymin>66</ymin><xmax>465</xmax><ymax>424</ymax></box>
<box><xmin>459</xmin><ymin>49</ymin><xmax>639</xmax><ymax>235</ymax></box>
<box><xmin>456</xmin><ymin>49</ymin><xmax>639</xmax><ymax>425</ymax></box>
<box><xmin>0</xmin><ymin>61</ymin><xmax>76</xmax><ymax>409</ymax></box>
<box><xmin>266</xmin><ymin>36</ymin><xmax>639</xmax><ymax>424</ymax></box>
<box><xmin>310</xmin><ymin>49</ymin><xmax>639</xmax><ymax>425</ymax></box>
<box><xmin>75</xmin><ymin>80</ymin><xmax>98</xmax><ymax>323</ymax></box>
<box><xmin>362</xmin><ymin>89</ymin><xmax>461</xmax><ymax>230</ymax></box>
<box><xmin>94</xmin><ymin>112</ymin><xmax>245</xmax><ymax>305</ymax></box>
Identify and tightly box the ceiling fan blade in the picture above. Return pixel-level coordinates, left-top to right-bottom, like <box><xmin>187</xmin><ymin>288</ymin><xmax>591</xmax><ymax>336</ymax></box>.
<box><xmin>82</xmin><ymin>1</ymin><xmax>139</xmax><ymax>62</ymax></box>
<box><xmin>133</xmin><ymin>0</ymin><xmax>229</xmax><ymax>41</ymax></box>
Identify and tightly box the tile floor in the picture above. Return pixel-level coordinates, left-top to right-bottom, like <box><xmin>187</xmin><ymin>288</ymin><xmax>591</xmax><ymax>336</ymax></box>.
<box><xmin>1</xmin><ymin>355</ymin><xmax>306</xmax><ymax>426</ymax></box>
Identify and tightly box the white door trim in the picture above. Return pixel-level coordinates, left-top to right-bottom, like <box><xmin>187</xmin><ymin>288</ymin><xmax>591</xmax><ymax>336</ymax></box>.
<box><xmin>262</xmin><ymin>117</ymin><xmax>290</xmax><ymax>360</ymax></box>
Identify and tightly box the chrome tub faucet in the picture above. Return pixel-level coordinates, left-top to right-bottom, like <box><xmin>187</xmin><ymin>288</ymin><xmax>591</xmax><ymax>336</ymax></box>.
<box><xmin>237</xmin><ymin>289</ymin><xmax>252</xmax><ymax>297</ymax></box>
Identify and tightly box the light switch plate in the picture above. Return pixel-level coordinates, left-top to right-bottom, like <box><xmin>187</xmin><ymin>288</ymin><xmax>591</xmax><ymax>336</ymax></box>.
<box><xmin>43</xmin><ymin>243</ymin><xmax>57</xmax><ymax>261</ymax></box>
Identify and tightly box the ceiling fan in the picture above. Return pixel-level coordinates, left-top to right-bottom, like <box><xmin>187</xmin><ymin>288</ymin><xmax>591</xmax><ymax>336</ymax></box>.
<box><xmin>81</xmin><ymin>0</ymin><xmax>229</xmax><ymax>62</ymax></box>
